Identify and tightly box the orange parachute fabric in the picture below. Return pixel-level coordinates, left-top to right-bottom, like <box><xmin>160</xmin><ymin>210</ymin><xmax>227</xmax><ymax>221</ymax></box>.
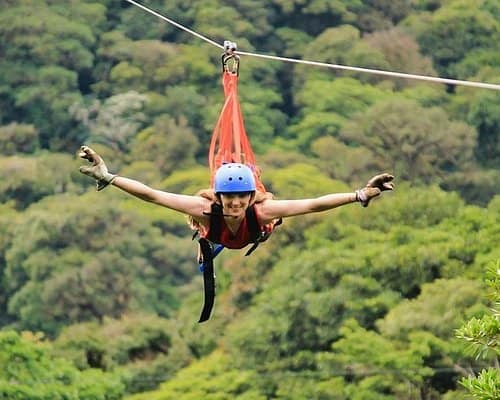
<box><xmin>208</xmin><ymin>68</ymin><xmax>266</xmax><ymax>193</ymax></box>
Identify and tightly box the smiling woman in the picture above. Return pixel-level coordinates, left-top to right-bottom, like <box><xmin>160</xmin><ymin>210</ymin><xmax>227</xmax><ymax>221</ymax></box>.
<box><xmin>79</xmin><ymin>146</ymin><xmax>394</xmax><ymax>250</ymax></box>
<box><xmin>188</xmin><ymin>163</ymin><xmax>276</xmax><ymax>251</ymax></box>
<box><xmin>219</xmin><ymin>192</ymin><xmax>253</xmax><ymax>219</ymax></box>
<box><xmin>77</xmin><ymin>41</ymin><xmax>395</xmax><ymax>321</ymax></box>
<box><xmin>79</xmin><ymin>144</ymin><xmax>394</xmax><ymax>322</ymax></box>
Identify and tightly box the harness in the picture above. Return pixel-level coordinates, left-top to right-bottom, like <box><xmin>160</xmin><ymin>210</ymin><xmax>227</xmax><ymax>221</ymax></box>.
<box><xmin>197</xmin><ymin>203</ymin><xmax>281</xmax><ymax>322</ymax></box>
<box><xmin>197</xmin><ymin>41</ymin><xmax>281</xmax><ymax>322</ymax></box>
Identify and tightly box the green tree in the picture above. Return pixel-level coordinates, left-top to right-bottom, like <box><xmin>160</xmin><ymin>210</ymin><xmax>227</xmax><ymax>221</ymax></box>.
<box><xmin>378</xmin><ymin>278</ymin><xmax>486</xmax><ymax>339</ymax></box>
<box><xmin>0</xmin><ymin>203</ymin><xmax>20</xmax><ymax>326</ymax></box>
<box><xmin>0</xmin><ymin>123</ymin><xmax>39</xmax><ymax>155</ymax></box>
<box><xmin>364</xmin><ymin>28</ymin><xmax>436</xmax><ymax>89</ymax></box>
<box><xmin>0</xmin><ymin>152</ymin><xmax>81</xmax><ymax>210</ymax></box>
<box><xmin>125</xmin><ymin>350</ymin><xmax>265</xmax><ymax>400</ymax></box>
<box><xmin>190</xmin><ymin>0</ymin><xmax>259</xmax><ymax>44</ymax></box>
<box><xmin>295</xmin><ymin>24</ymin><xmax>388</xmax><ymax>85</ymax></box>
<box><xmin>311</xmin><ymin>135</ymin><xmax>379</xmax><ymax>183</ymax></box>
<box><xmin>455</xmin><ymin>261</ymin><xmax>500</xmax><ymax>400</ymax></box>
<box><xmin>54</xmin><ymin>314</ymin><xmax>192</xmax><ymax>394</ymax></box>
<box><xmin>269</xmin><ymin>0</ymin><xmax>362</xmax><ymax>34</ymax></box>
<box><xmin>0</xmin><ymin>330</ymin><xmax>124</xmax><ymax>400</ymax></box>
<box><xmin>319</xmin><ymin>280</ymin><xmax>488</xmax><ymax>398</ymax></box>
<box><xmin>289</xmin><ymin>77</ymin><xmax>388</xmax><ymax>150</ymax></box>
<box><xmin>449</xmin><ymin>49</ymin><xmax>500</xmax><ymax>81</ymax></box>
<box><xmin>404</xmin><ymin>0</ymin><xmax>499</xmax><ymax>78</ymax></box>
<box><xmin>355</xmin><ymin>0</ymin><xmax>412</xmax><ymax>32</ymax></box>
<box><xmin>467</xmin><ymin>90</ymin><xmax>500</xmax><ymax>167</ymax></box>
<box><xmin>340</xmin><ymin>99</ymin><xmax>477</xmax><ymax>184</ymax></box>
<box><xmin>3</xmin><ymin>193</ymin><xmax>193</xmax><ymax>335</ymax></box>
<box><xmin>326</xmin><ymin>319</ymin><xmax>436</xmax><ymax>399</ymax></box>
<box><xmin>0</xmin><ymin>0</ymin><xmax>106</xmax><ymax>149</ymax></box>
<box><xmin>130</xmin><ymin>115</ymin><xmax>200</xmax><ymax>176</ymax></box>
<box><xmin>72</xmin><ymin>91</ymin><xmax>149</xmax><ymax>153</ymax></box>
<box><xmin>118</xmin><ymin>0</ymin><xmax>172</xmax><ymax>40</ymax></box>
<box><xmin>99</xmin><ymin>39</ymin><xmax>218</xmax><ymax>94</ymax></box>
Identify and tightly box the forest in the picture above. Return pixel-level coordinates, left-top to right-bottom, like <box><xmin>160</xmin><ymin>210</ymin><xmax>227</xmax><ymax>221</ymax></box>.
<box><xmin>0</xmin><ymin>0</ymin><xmax>499</xmax><ymax>399</ymax></box>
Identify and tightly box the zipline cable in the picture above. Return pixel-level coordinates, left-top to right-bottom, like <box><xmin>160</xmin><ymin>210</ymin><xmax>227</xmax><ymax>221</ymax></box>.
<box><xmin>124</xmin><ymin>0</ymin><xmax>223</xmax><ymax>50</ymax></box>
<box><xmin>124</xmin><ymin>0</ymin><xmax>500</xmax><ymax>91</ymax></box>
<box><xmin>236</xmin><ymin>50</ymin><xmax>500</xmax><ymax>90</ymax></box>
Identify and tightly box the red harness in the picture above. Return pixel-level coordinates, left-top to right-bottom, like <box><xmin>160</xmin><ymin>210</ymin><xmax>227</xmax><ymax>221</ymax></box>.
<box><xmin>197</xmin><ymin>49</ymin><xmax>281</xmax><ymax>322</ymax></box>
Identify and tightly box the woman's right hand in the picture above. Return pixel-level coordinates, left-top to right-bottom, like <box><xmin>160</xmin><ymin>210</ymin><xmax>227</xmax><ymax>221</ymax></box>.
<box><xmin>78</xmin><ymin>145</ymin><xmax>116</xmax><ymax>191</ymax></box>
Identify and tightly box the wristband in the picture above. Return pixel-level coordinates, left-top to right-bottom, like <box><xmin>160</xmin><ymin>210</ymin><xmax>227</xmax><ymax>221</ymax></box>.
<box><xmin>96</xmin><ymin>174</ymin><xmax>117</xmax><ymax>191</ymax></box>
<box><xmin>355</xmin><ymin>189</ymin><xmax>369</xmax><ymax>207</ymax></box>
<box><xmin>355</xmin><ymin>189</ymin><xmax>367</xmax><ymax>203</ymax></box>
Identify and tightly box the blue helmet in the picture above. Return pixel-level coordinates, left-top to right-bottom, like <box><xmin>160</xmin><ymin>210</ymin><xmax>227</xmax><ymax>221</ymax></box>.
<box><xmin>214</xmin><ymin>163</ymin><xmax>256</xmax><ymax>193</ymax></box>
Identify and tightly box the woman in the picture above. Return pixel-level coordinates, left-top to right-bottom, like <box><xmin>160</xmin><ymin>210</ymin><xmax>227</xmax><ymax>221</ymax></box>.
<box><xmin>78</xmin><ymin>145</ymin><xmax>394</xmax><ymax>249</ymax></box>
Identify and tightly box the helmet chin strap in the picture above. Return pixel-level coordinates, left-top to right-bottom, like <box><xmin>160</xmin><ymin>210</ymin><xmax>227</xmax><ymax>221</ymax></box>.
<box><xmin>203</xmin><ymin>209</ymin><xmax>240</xmax><ymax>219</ymax></box>
<box><xmin>222</xmin><ymin>207</ymin><xmax>246</xmax><ymax>219</ymax></box>
<box><xmin>203</xmin><ymin>211</ymin><xmax>236</xmax><ymax>218</ymax></box>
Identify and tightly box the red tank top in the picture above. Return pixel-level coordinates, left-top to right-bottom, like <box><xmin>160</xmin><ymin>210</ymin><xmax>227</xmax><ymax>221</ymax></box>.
<box><xmin>203</xmin><ymin>206</ymin><xmax>263</xmax><ymax>249</ymax></box>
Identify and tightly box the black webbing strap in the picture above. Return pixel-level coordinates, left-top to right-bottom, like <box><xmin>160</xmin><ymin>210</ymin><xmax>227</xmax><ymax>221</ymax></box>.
<box><xmin>197</xmin><ymin>203</ymin><xmax>282</xmax><ymax>321</ymax></box>
<box><xmin>246</xmin><ymin>206</ymin><xmax>260</xmax><ymax>239</ymax></box>
<box><xmin>205</xmin><ymin>203</ymin><xmax>223</xmax><ymax>243</ymax></box>
<box><xmin>244</xmin><ymin>206</ymin><xmax>282</xmax><ymax>256</ymax></box>
<box><xmin>198</xmin><ymin>238</ymin><xmax>216</xmax><ymax>323</ymax></box>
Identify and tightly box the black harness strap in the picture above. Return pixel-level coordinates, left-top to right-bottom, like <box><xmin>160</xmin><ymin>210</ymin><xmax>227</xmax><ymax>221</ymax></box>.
<box><xmin>196</xmin><ymin>203</ymin><xmax>281</xmax><ymax>322</ymax></box>
<box><xmin>198</xmin><ymin>238</ymin><xmax>216</xmax><ymax>323</ymax></box>
<box><xmin>244</xmin><ymin>206</ymin><xmax>282</xmax><ymax>256</ymax></box>
<box><xmin>246</xmin><ymin>205</ymin><xmax>260</xmax><ymax>239</ymax></box>
<box><xmin>206</xmin><ymin>203</ymin><xmax>224</xmax><ymax>243</ymax></box>
<box><xmin>244</xmin><ymin>205</ymin><xmax>265</xmax><ymax>256</ymax></box>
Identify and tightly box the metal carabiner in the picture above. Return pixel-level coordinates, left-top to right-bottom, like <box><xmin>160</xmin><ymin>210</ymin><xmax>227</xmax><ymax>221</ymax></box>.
<box><xmin>221</xmin><ymin>40</ymin><xmax>239</xmax><ymax>75</ymax></box>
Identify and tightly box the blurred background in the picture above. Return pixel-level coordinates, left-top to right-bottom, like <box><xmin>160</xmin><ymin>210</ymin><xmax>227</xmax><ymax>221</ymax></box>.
<box><xmin>0</xmin><ymin>0</ymin><xmax>499</xmax><ymax>398</ymax></box>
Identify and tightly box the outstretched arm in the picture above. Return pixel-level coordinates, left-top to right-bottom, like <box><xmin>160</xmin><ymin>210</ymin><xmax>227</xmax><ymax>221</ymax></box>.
<box><xmin>78</xmin><ymin>146</ymin><xmax>210</xmax><ymax>220</ymax></box>
<box><xmin>257</xmin><ymin>192</ymin><xmax>357</xmax><ymax>222</ymax></box>
<box><xmin>111</xmin><ymin>176</ymin><xmax>209</xmax><ymax>218</ymax></box>
<box><xmin>257</xmin><ymin>173</ymin><xmax>394</xmax><ymax>223</ymax></box>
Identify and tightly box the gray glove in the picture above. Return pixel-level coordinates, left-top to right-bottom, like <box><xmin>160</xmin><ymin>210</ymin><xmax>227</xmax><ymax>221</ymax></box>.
<box><xmin>356</xmin><ymin>173</ymin><xmax>394</xmax><ymax>207</ymax></box>
<box><xmin>78</xmin><ymin>145</ymin><xmax>116</xmax><ymax>191</ymax></box>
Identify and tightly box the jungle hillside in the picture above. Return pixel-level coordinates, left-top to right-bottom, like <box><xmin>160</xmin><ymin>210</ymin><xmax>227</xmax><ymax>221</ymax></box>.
<box><xmin>0</xmin><ymin>0</ymin><xmax>499</xmax><ymax>399</ymax></box>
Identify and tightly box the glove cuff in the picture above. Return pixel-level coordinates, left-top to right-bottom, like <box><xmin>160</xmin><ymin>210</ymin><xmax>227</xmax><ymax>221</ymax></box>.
<box><xmin>355</xmin><ymin>189</ymin><xmax>369</xmax><ymax>208</ymax></box>
<box><xmin>96</xmin><ymin>173</ymin><xmax>117</xmax><ymax>191</ymax></box>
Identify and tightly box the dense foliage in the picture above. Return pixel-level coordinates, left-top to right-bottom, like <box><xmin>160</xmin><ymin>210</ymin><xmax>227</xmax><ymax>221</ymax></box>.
<box><xmin>0</xmin><ymin>330</ymin><xmax>123</xmax><ymax>399</ymax></box>
<box><xmin>0</xmin><ymin>0</ymin><xmax>499</xmax><ymax>398</ymax></box>
<box><xmin>456</xmin><ymin>261</ymin><xmax>500</xmax><ymax>400</ymax></box>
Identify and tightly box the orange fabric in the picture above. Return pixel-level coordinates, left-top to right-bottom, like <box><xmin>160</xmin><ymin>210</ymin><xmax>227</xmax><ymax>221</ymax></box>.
<box><xmin>209</xmin><ymin>71</ymin><xmax>266</xmax><ymax>193</ymax></box>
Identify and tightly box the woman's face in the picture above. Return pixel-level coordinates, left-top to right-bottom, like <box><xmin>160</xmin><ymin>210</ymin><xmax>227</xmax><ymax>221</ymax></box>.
<box><xmin>219</xmin><ymin>192</ymin><xmax>253</xmax><ymax>218</ymax></box>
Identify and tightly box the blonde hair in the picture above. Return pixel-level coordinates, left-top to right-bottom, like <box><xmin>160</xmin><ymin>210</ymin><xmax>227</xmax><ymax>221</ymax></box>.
<box><xmin>187</xmin><ymin>188</ymin><xmax>274</xmax><ymax>232</ymax></box>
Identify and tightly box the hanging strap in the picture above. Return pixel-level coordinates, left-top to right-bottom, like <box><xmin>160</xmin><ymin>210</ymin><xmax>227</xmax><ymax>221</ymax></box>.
<box><xmin>196</xmin><ymin>42</ymin><xmax>274</xmax><ymax>323</ymax></box>
<box><xmin>198</xmin><ymin>238</ymin><xmax>217</xmax><ymax>323</ymax></box>
<box><xmin>208</xmin><ymin>45</ymin><xmax>266</xmax><ymax>193</ymax></box>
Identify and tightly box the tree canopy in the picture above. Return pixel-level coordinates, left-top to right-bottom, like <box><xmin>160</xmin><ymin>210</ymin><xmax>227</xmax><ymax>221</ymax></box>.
<box><xmin>0</xmin><ymin>0</ymin><xmax>499</xmax><ymax>398</ymax></box>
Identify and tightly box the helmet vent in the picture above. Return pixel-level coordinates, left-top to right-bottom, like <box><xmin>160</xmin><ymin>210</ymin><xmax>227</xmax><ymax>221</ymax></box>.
<box><xmin>214</xmin><ymin>163</ymin><xmax>256</xmax><ymax>193</ymax></box>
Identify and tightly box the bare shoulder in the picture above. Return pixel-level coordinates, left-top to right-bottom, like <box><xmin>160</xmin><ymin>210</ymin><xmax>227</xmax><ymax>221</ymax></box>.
<box><xmin>253</xmin><ymin>200</ymin><xmax>273</xmax><ymax>224</ymax></box>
